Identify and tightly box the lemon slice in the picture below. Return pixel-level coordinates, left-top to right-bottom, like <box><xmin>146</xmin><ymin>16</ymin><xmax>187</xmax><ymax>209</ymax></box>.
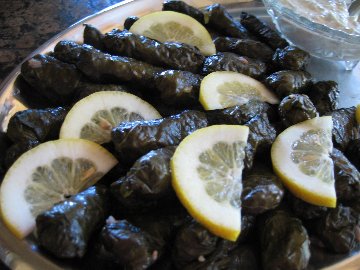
<box><xmin>356</xmin><ymin>104</ymin><xmax>360</xmax><ymax>124</ymax></box>
<box><xmin>0</xmin><ymin>139</ymin><xmax>118</xmax><ymax>238</ymax></box>
<box><xmin>271</xmin><ymin>116</ymin><xmax>336</xmax><ymax>207</ymax></box>
<box><xmin>129</xmin><ymin>11</ymin><xmax>216</xmax><ymax>56</ymax></box>
<box><xmin>60</xmin><ymin>91</ymin><xmax>161</xmax><ymax>144</ymax></box>
<box><xmin>199</xmin><ymin>71</ymin><xmax>279</xmax><ymax>110</ymax></box>
<box><xmin>171</xmin><ymin>125</ymin><xmax>249</xmax><ymax>241</ymax></box>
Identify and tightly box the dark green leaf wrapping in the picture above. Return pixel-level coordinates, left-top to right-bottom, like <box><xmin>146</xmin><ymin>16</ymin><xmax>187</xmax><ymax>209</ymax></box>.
<box><xmin>21</xmin><ymin>54</ymin><xmax>83</xmax><ymax>105</ymax></box>
<box><xmin>94</xmin><ymin>219</ymin><xmax>163</xmax><ymax>269</ymax></box>
<box><xmin>172</xmin><ymin>221</ymin><xmax>219</xmax><ymax>269</ymax></box>
<box><xmin>202</xmin><ymin>52</ymin><xmax>267</xmax><ymax>79</ymax></box>
<box><xmin>259</xmin><ymin>210</ymin><xmax>310</xmax><ymax>270</ymax></box>
<box><xmin>240</xmin><ymin>12</ymin><xmax>288</xmax><ymax>50</ymax></box>
<box><xmin>347</xmin><ymin>197</ymin><xmax>360</xmax><ymax>216</ymax></box>
<box><xmin>272</xmin><ymin>46</ymin><xmax>310</xmax><ymax>71</ymax></box>
<box><xmin>54</xmin><ymin>41</ymin><xmax>162</xmax><ymax>88</ymax></box>
<box><xmin>154</xmin><ymin>70</ymin><xmax>202</xmax><ymax>106</ymax></box>
<box><xmin>278</xmin><ymin>94</ymin><xmax>318</xmax><ymax>127</ymax></box>
<box><xmin>214</xmin><ymin>36</ymin><xmax>274</xmax><ymax>62</ymax></box>
<box><xmin>74</xmin><ymin>82</ymin><xmax>133</xmax><ymax>102</ymax></box>
<box><xmin>307</xmin><ymin>81</ymin><xmax>339</xmax><ymax>115</ymax></box>
<box><xmin>289</xmin><ymin>195</ymin><xmax>328</xmax><ymax>220</ymax></box>
<box><xmin>206</xmin><ymin>100</ymin><xmax>272</xmax><ymax>126</ymax></box>
<box><xmin>0</xmin><ymin>132</ymin><xmax>12</xmax><ymax>177</ymax></box>
<box><xmin>327</xmin><ymin>107</ymin><xmax>360</xmax><ymax>151</ymax></box>
<box><xmin>111</xmin><ymin>110</ymin><xmax>208</xmax><ymax>164</ymax></box>
<box><xmin>102</xmin><ymin>29</ymin><xmax>205</xmax><ymax>74</ymax></box>
<box><xmin>111</xmin><ymin>147</ymin><xmax>177</xmax><ymax>212</ymax></box>
<box><xmin>331</xmin><ymin>148</ymin><xmax>360</xmax><ymax>202</ymax></box>
<box><xmin>345</xmin><ymin>139</ymin><xmax>360</xmax><ymax>171</ymax></box>
<box><xmin>128</xmin><ymin>210</ymin><xmax>189</xmax><ymax>245</ymax></box>
<box><xmin>162</xmin><ymin>0</ymin><xmax>205</xmax><ymax>24</ymax></box>
<box><xmin>244</xmin><ymin>114</ymin><xmax>277</xmax><ymax>170</ymax></box>
<box><xmin>238</xmin><ymin>214</ymin><xmax>257</xmax><ymax>244</ymax></box>
<box><xmin>6</xmin><ymin>107</ymin><xmax>67</xmax><ymax>143</ymax></box>
<box><xmin>124</xmin><ymin>16</ymin><xmax>139</xmax><ymax>30</ymax></box>
<box><xmin>53</xmin><ymin>40</ymin><xmax>84</xmax><ymax>65</ymax></box>
<box><xmin>315</xmin><ymin>205</ymin><xmax>360</xmax><ymax>253</ymax></box>
<box><xmin>204</xmin><ymin>4</ymin><xmax>249</xmax><ymax>39</ymax></box>
<box><xmin>4</xmin><ymin>140</ymin><xmax>39</xmax><ymax>169</ymax></box>
<box><xmin>83</xmin><ymin>24</ymin><xmax>104</xmax><ymax>50</ymax></box>
<box><xmin>265</xmin><ymin>70</ymin><xmax>313</xmax><ymax>99</ymax></box>
<box><xmin>36</xmin><ymin>186</ymin><xmax>109</xmax><ymax>258</ymax></box>
<box><xmin>184</xmin><ymin>244</ymin><xmax>259</xmax><ymax>270</ymax></box>
<box><xmin>242</xmin><ymin>165</ymin><xmax>284</xmax><ymax>215</ymax></box>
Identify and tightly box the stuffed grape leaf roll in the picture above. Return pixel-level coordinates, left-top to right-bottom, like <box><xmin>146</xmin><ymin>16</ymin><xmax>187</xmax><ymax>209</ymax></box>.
<box><xmin>154</xmin><ymin>70</ymin><xmax>202</xmax><ymax>107</ymax></box>
<box><xmin>278</xmin><ymin>94</ymin><xmax>318</xmax><ymax>127</ymax></box>
<box><xmin>21</xmin><ymin>54</ymin><xmax>83</xmax><ymax>105</ymax></box>
<box><xmin>102</xmin><ymin>29</ymin><xmax>205</xmax><ymax>73</ymax></box>
<box><xmin>242</xmin><ymin>164</ymin><xmax>284</xmax><ymax>215</ymax></box>
<box><xmin>331</xmin><ymin>148</ymin><xmax>360</xmax><ymax>202</ymax></box>
<box><xmin>214</xmin><ymin>36</ymin><xmax>274</xmax><ymax>62</ymax></box>
<box><xmin>272</xmin><ymin>46</ymin><xmax>310</xmax><ymax>71</ymax></box>
<box><xmin>162</xmin><ymin>0</ymin><xmax>205</xmax><ymax>24</ymax></box>
<box><xmin>93</xmin><ymin>218</ymin><xmax>164</xmax><ymax>270</ymax></box>
<box><xmin>204</xmin><ymin>4</ymin><xmax>249</xmax><ymax>39</ymax></box>
<box><xmin>244</xmin><ymin>113</ymin><xmax>277</xmax><ymax>170</ymax></box>
<box><xmin>6</xmin><ymin>107</ymin><xmax>67</xmax><ymax>143</ymax></box>
<box><xmin>345</xmin><ymin>139</ymin><xmax>360</xmax><ymax>170</ymax></box>
<box><xmin>172</xmin><ymin>220</ymin><xmax>219</xmax><ymax>269</ymax></box>
<box><xmin>206</xmin><ymin>100</ymin><xmax>272</xmax><ymax>126</ymax></box>
<box><xmin>265</xmin><ymin>70</ymin><xmax>312</xmax><ymax>98</ymax></box>
<box><xmin>111</xmin><ymin>147</ymin><xmax>177</xmax><ymax>212</ymax></box>
<box><xmin>124</xmin><ymin>16</ymin><xmax>139</xmax><ymax>30</ymax></box>
<box><xmin>306</xmin><ymin>81</ymin><xmax>339</xmax><ymax>115</ymax></box>
<box><xmin>315</xmin><ymin>205</ymin><xmax>360</xmax><ymax>253</ymax></box>
<box><xmin>240</xmin><ymin>12</ymin><xmax>288</xmax><ymax>50</ymax></box>
<box><xmin>202</xmin><ymin>52</ymin><xmax>267</xmax><ymax>79</ymax></box>
<box><xmin>36</xmin><ymin>185</ymin><xmax>109</xmax><ymax>258</ymax></box>
<box><xmin>54</xmin><ymin>41</ymin><xmax>162</xmax><ymax>88</ymax></box>
<box><xmin>259</xmin><ymin>210</ymin><xmax>310</xmax><ymax>270</ymax></box>
<box><xmin>83</xmin><ymin>24</ymin><xmax>104</xmax><ymax>50</ymax></box>
<box><xmin>111</xmin><ymin>110</ymin><xmax>208</xmax><ymax>164</ymax></box>
<box><xmin>327</xmin><ymin>107</ymin><xmax>360</xmax><ymax>151</ymax></box>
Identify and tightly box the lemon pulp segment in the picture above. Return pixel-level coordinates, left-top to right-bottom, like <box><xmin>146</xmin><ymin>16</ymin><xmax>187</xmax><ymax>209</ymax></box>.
<box><xmin>199</xmin><ymin>71</ymin><xmax>279</xmax><ymax>110</ymax></box>
<box><xmin>271</xmin><ymin>116</ymin><xmax>336</xmax><ymax>207</ymax></box>
<box><xmin>171</xmin><ymin>125</ymin><xmax>249</xmax><ymax>241</ymax></box>
<box><xmin>60</xmin><ymin>91</ymin><xmax>161</xmax><ymax>144</ymax></box>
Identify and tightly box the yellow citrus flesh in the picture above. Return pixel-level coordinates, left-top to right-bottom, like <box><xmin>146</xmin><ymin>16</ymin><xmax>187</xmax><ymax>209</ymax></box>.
<box><xmin>171</xmin><ymin>125</ymin><xmax>249</xmax><ymax>241</ymax></box>
<box><xmin>271</xmin><ymin>116</ymin><xmax>336</xmax><ymax>208</ymax></box>
<box><xmin>199</xmin><ymin>71</ymin><xmax>279</xmax><ymax>110</ymax></box>
<box><xmin>0</xmin><ymin>139</ymin><xmax>118</xmax><ymax>238</ymax></box>
<box><xmin>130</xmin><ymin>11</ymin><xmax>216</xmax><ymax>56</ymax></box>
<box><xmin>60</xmin><ymin>91</ymin><xmax>161</xmax><ymax>144</ymax></box>
<box><xmin>356</xmin><ymin>104</ymin><xmax>360</xmax><ymax>124</ymax></box>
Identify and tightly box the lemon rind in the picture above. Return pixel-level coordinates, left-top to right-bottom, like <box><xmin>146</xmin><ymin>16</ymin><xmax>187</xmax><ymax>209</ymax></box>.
<box><xmin>171</xmin><ymin>125</ymin><xmax>249</xmax><ymax>241</ymax></box>
<box><xmin>271</xmin><ymin>116</ymin><xmax>336</xmax><ymax>208</ymax></box>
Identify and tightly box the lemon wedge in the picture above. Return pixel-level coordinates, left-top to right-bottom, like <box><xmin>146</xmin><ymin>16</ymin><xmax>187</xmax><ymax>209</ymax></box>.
<box><xmin>60</xmin><ymin>91</ymin><xmax>161</xmax><ymax>144</ymax></box>
<box><xmin>130</xmin><ymin>11</ymin><xmax>216</xmax><ymax>56</ymax></box>
<box><xmin>271</xmin><ymin>116</ymin><xmax>336</xmax><ymax>207</ymax></box>
<box><xmin>199</xmin><ymin>71</ymin><xmax>279</xmax><ymax>110</ymax></box>
<box><xmin>0</xmin><ymin>139</ymin><xmax>118</xmax><ymax>238</ymax></box>
<box><xmin>171</xmin><ymin>125</ymin><xmax>249</xmax><ymax>241</ymax></box>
